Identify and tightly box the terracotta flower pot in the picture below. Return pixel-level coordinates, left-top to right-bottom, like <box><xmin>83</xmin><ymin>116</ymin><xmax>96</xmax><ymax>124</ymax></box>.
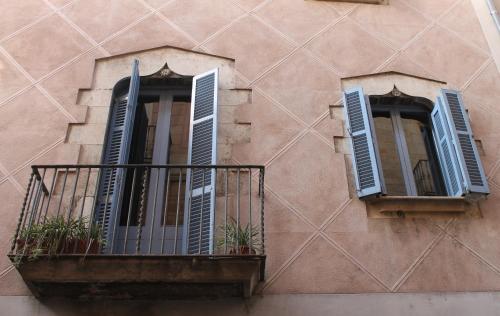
<box><xmin>16</xmin><ymin>239</ymin><xmax>49</xmax><ymax>255</ymax></box>
<box><xmin>62</xmin><ymin>239</ymin><xmax>100</xmax><ymax>254</ymax></box>
<box><xmin>229</xmin><ymin>245</ymin><xmax>256</xmax><ymax>255</ymax></box>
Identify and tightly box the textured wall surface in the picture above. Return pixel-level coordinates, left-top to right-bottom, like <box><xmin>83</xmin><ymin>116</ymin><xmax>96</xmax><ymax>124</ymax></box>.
<box><xmin>2</xmin><ymin>292</ymin><xmax>500</xmax><ymax>316</ymax></box>
<box><xmin>1</xmin><ymin>0</ymin><xmax>500</xmax><ymax>301</ymax></box>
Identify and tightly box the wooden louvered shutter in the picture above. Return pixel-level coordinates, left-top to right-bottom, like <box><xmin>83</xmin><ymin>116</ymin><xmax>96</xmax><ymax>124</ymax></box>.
<box><xmin>343</xmin><ymin>86</ymin><xmax>382</xmax><ymax>198</ymax></box>
<box><xmin>95</xmin><ymin>60</ymin><xmax>140</xmax><ymax>252</ymax></box>
<box><xmin>431</xmin><ymin>97</ymin><xmax>464</xmax><ymax>196</ymax></box>
<box><xmin>438</xmin><ymin>89</ymin><xmax>489</xmax><ymax>195</ymax></box>
<box><xmin>183</xmin><ymin>69</ymin><xmax>218</xmax><ymax>254</ymax></box>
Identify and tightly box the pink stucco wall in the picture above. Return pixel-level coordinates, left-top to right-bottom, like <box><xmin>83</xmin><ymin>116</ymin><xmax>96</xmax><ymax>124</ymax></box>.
<box><xmin>0</xmin><ymin>0</ymin><xmax>500</xmax><ymax>299</ymax></box>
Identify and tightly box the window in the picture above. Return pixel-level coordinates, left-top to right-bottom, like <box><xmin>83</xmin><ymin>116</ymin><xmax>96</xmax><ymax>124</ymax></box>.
<box><xmin>343</xmin><ymin>86</ymin><xmax>489</xmax><ymax>199</ymax></box>
<box><xmin>369</xmin><ymin>91</ymin><xmax>446</xmax><ymax>196</ymax></box>
<box><xmin>95</xmin><ymin>60</ymin><xmax>219</xmax><ymax>254</ymax></box>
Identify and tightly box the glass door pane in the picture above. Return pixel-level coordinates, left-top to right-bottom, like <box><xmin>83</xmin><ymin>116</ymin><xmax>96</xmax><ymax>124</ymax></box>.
<box><xmin>373</xmin><ymin>113</ymin><xmax>407</xmax><ymax>196</ymax></box>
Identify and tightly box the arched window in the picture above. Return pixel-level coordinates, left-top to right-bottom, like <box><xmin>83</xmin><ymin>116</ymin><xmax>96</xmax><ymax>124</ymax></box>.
<box><xmin>343</xmin><ymin>85</ymin><xmax>489</xmax><ymax>199</ymax></box>
<box><xmin>369</xmin><ymin>90</ymin><xmax>445</xmax><ymax>196</ymax></box>
<box><xmin>95</xmin><ymin>60</ymin><xmax>219</xmax><ymax>254</ymax></box>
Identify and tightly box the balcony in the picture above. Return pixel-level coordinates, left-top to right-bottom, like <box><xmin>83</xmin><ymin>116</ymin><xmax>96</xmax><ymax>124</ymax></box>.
<box><xmin>9</xmin><ymin>164</ymin><xmax>265</xmax><ymax>299</ymax></box>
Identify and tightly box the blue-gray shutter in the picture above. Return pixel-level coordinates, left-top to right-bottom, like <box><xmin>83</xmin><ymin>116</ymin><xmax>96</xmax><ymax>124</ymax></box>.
<box><xmin>431</xmin><ymin>96</ymin><xmax>464</xmax><ymax>196</ymax></box>
<box><xmin>343</xmin><ymin>86</ymin><xmax>382</xmax><ymax>198</ymax></box>
<box><xmin>95</xmin><ymin>60</ymin><xmax>140</xmax><ymax>252</ymax></box>
<box><xmin>183</xmin><ymin>69</ymin><xmax>218</xmax><ymax>254</ymax></box>
<box><xmin>439</xmin><ymin>89</ymin><xmax>489</xmax><ymax>195</ymax></box>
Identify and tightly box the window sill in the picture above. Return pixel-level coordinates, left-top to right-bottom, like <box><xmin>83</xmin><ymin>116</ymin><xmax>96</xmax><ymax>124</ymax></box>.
<box><xmin>365</xmin><ymin>196</ymin><xmax>480</xmax><ymax>218</ymax></box>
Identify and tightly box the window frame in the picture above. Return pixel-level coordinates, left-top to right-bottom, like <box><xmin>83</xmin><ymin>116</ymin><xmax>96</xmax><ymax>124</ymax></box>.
<box><xmin>370</xmin><ymin>103</ymin><xmax>446</xmax><ymax>197</ymax></box>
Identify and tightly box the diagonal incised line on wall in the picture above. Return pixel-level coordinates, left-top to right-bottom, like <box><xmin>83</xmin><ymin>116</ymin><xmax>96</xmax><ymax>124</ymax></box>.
<box><xmin>231</xmin><ymin>72</ymin><xmax>341</xmax><ymax>171</ymax></box>
<box><xmin>0</xmin><ymin>0</ymin><xmax>80</xmax><ymax>44</ymax></box>
<box><xmin>246</xmin><ymin>14</ymin><xmax>349</xmax><ymax>88</ymax></box>
<box><xmin>260</xmin><ymin>232</ymin><xmax>321</xmax><ymax>292</ymax></box>
<box><xmin>190</xmin><ymin>0</ymin><xmax>275</xmax><ymax>52</ymax></box>
<box><xmin>200</xmin><ymin>0</ymin><xmax>356</xmax><ymax>89</ymax></box>
<box><xmin>135</xmin><ymin>0</ymin><xmax>201</xmax><ymax>48</ymax></box>
<box><xmin>400</xmin><ymin>0</ymin><xmax>492</xmax><ymax>57</ymax></box>
<box><xmin>448</xmin><ymin>233</ymin><xmax>500</xmax><ymax>277</ymax></box>
<box><xmin>317</xmin><ymin>198</ymin><xmax>352</xmax><ymax>232</ymax></box>
<box><xmin>0</xmin><ymin>265</ymin><xmax>15</xmax><ymax>280</ymax></box>
<box><xmin>0</xmin><ymin>0</ymin><xmax>190</xmax><ymax>112</ymax></box>
<box><xmin>205</xmin><ymin>5</ymin><xmax>446</xmax><ymax>177</ymax></box>
<box><xmin>36</xmin><ymin>85</ymin><xmax>79</xmax><ymax>123</ymax></box>
<box><xmin>391</xmin><ymin>218</ymin><xmax>456</xmax><ymax>292</ymax></box>
<box><xmin>261</xmin><ymin>109</ymin><xmax>341</xmax><ymax>171</ymax></box>
<box><xmin>0</xmin><ymin>46</ymin><xmax>79</xmax><ymax>123</ymax></box>
<box><xmin>264</xmin><ymin>184</ymin><xmax>320</xmax><ymax>231</ymax></box>
<box><xmin>320</xmin><ymin>231</ymin><xmax>393</xmax><ymax>292</ymax></box>
<box><xmin>0</xmin><ymin>163</ymin><xmax>12</xmax><ymax>183</ymax></box>
<box><xmin>460</xmin><ymin>58</ymin><xmax>493</xmax><ymax>91</ymax></box>
<box><xmin>42</xmin><ymin>0</ymin><xmax>111</xmax><ymax>58</ymax></box>
<box><xmin>488</xmin><ymin>179</ymin><xmax>500</xmax><ymax>192</ymax></box>
<box><xmin>0</xmin><ymin>163</ymin><xmax>24</xmax><ymax>194</ymax></box>
<box><xmin>8</xmin><ymin>137</ymin><xmax>65</xmax><ymax>181</ymax></box>
<box><xmin>262</xmin><ymin>130</ymin><xmax>309</xmax><ymax>169</ymax></box>
<box><xmin>391</xmin><ymin>228</ymin><xmax>447</xmax><ymax>292</ymax></box>
<box><xmin>230</xmin><ymin>79</ymin><xmax>343</xmax><ymax>172</ymax></box>
<box><xmin>230</xmin><ymin>0</ymin><xmax>273</xmax><ymax>14</ymax></box>
<box><xmin>258</xmin><ymin>195</ymin><xmax>385</xmax><ymax>292</ymax></box>
<box><xmin>0</xmin><ymin>136</ymin><xmax>64</xmax><ymax>193</ymax></box>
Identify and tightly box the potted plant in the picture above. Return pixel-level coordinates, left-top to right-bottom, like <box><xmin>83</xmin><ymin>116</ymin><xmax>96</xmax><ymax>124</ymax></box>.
<box><xmin>15</xmin><ymin>222</ymin><xmax>44</xmax><ymax>256</ymax></box>
<box><xmin>217</xmin><ymin>217</ymin><xmax>260</xmax><ymax>255</ymax></box>
<box><xmin>16</xmin><ymin>217</ymin><xmax>67</xmax><ymax>257</ymax></box>
<box><xmin>14</xmin><ymin>216</ymin><xmax>104</xmax><ymax>264</ymax></box>
<box><xmin>63</xmin><ymin>218</ymin><xmax>103</xmax><ymax>254</ymax></box>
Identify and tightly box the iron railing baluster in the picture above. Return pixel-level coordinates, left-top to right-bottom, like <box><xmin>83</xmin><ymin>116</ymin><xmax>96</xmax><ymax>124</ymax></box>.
<box><xmin>10</xmin><ymin>172</ymin><xmax>35</xmax><ymax>254</ymax></box>
<box><xmin>236</xmin><ymin>168</ymin><xmax>240</xmax><ymax>254</ymax></box>
<box><xmin>56</xmin><ymin>168</ymin><xmax>69</xmax><ymax>218</ymax></box>
<box><xmin>43</xmin><ymin>168</ymin><xmax>58</xmax><ymax>223</ymax></box>
<box><xmin>260</xmin><ymin>168</ymin><xmax>265</xmax><ymax>255</ymax></box>
<box><xmin>161</xmin><ymin>168</ymin><xmax>171</xmax><ymax>255</ymax></box>
<box><xmin>67</xmin><ymin>168</ymin><xmax>80</xmax><ymax>221</ymax></box>
<box><xmin>224</xmin><ymin>168</ymin><xmax>228</xmax><ymax>255</ymax></box>
<box><xmin>198</xmin><ymin>170</ymin><xmax>206</xmax><ymax>254</ymax></box>
<box><xmin>173</xmin><ymin>169</ymin><xmax>182</xmax><ymax>255</ymax></box>
<box><xmin>136</xmin><ymin>167</ymin><xmax>149</xmax><ymax>254</ymax></box>
<box><xmin>148</xmin><ymin>168</ymin><xmax>161</xmax><ymax>254</ymax></box>
<box><xmin>11</xmin><ymin>165</ymin><xmax>266</xmax><ymax>259</ymax></box>
<box><xmin>123</xmin><ymin>168</ymin><xmax>137</xmax><ymax>254</ymax></box>
<box><xmin>249</xmin><ymin>169</ymin><xmax>252</xmax><ymax>254</ymax></box>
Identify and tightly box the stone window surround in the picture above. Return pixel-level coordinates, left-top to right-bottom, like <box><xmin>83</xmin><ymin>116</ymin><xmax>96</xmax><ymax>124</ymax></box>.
<box><xmin>66</xmin><ymin>45</ymin><xmax>252</xmax><ymax>167</ymax></box>
<box><xmin>337</xmin><ymin>71</ymin><xmax>484</xmax><ymax>218</ymax></box>
<box><xmin>48</xmin><ymin>46</ymin><xmax>254</xmax><ymax>225</ymax></box>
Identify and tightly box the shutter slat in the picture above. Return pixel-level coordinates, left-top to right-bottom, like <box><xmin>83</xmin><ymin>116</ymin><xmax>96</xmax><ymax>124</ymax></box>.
<box><xmin>184</xmin><ymin>69</ymin><xmax>218</xmax><ymax>255</ymax></box>
<box><xmin>439</xmin><ymin>89</ymin><xmax>489</xmax><ymax>194</ymax></box>
<box><xmin>343</xmin><ymin>86</ymin><xmax>382</xmax><ymax>198</ymax></box>
<box><xmin>94</xmin><ymin>60</ymin><xmax>140</xmax><ymax>252</ymax></box>
<box><xmin>431</xmin><ymin>97</ymin><xmax>463</xmax><ymax>196</ymax></box>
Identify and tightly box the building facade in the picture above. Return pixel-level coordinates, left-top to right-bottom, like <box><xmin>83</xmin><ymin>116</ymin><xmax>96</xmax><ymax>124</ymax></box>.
<box><xmin>1</xmin><ymin>0</ymin><xmax>500</xmax><ymax>314</ymax></box>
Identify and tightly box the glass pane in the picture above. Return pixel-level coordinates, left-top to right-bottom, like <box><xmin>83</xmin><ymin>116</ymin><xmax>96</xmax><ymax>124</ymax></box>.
<box><xmin>143</xmin><ymin>101</ymin><xmax>160</xmax><ymax>163</ymax></box>
<box><xmin>119</xmin><ymin>97</ymin><xmax>160</xmax><ymax>226</ymax></box>
<box><xmin>400</xmin><ymin>114</ymin><xmax>438</xmax><ymax>196</ymax></box>
<box><xmin>373</xmin><ymin>115</ymin><xmax>407</xmax><ymax>195</ymax></box>
<box><xmin>163</xmin><ymin>101</ymin><xmax>191</xmax><ymax>225</ymax></box>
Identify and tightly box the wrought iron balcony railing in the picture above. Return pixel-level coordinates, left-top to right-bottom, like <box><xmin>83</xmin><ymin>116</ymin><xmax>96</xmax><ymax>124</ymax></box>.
<box><xmin>413</xmin><ymin>160</ymin><xmax>437</xmax><ymax>196</ymax></box>
<box><xmin>10</xmin><ymin>164</ymin><xmax>265</xmax><ymax>259</ymax></box>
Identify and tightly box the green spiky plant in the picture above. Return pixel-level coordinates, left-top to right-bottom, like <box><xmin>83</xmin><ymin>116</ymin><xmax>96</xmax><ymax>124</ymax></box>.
<box><xmin>13</xmin><ymin>216</ymin><xmax>104</xmax><ymax>266</ymax></box>
<box><xmin>217</xmin><ymin>217</ymin><xmax>261</xmax><ymax>255</ymax></box>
